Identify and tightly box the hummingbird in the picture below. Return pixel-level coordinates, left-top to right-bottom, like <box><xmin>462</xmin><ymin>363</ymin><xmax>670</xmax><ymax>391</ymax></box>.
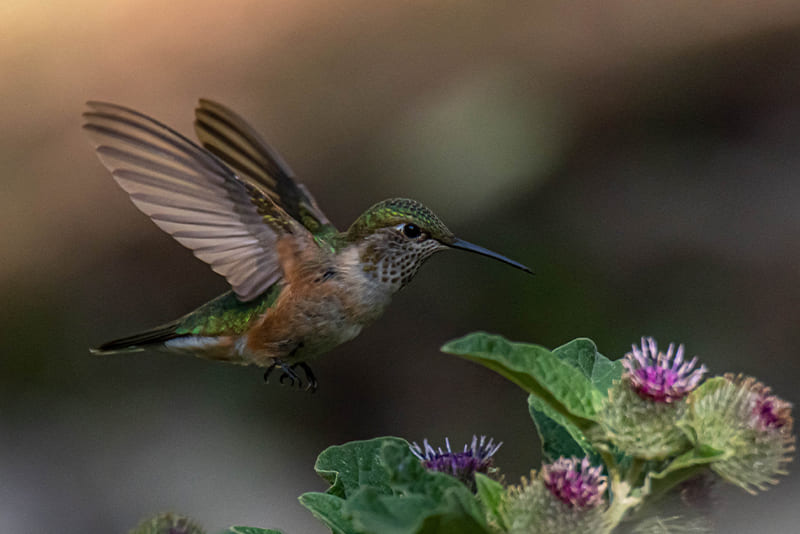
<box><xmin>84</xmin><ymin>99</ymin><xmax>532</xmax><ymax>391</ymax></box>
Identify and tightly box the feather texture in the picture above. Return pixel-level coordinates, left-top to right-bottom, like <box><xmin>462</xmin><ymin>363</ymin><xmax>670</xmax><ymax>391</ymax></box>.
<box><xmin>83</xmin><ymin>101</ymin><xmax>305</xmax><ymax>301</ymax></box>
<box><xmin>193</xmin><ymin>99</ymin><xmax>334</xmax><ymax>236</ymax></box>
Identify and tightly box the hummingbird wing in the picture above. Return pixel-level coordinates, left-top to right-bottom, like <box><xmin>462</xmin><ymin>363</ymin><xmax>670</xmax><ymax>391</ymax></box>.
<box><xmin>83</xmin><ymin>101</ymin><xmax>309</xmax><ymax>302</ymax></box>
<box><xmin>193</xmin><ymin>99</ymin><xmax>336</xmax><ymax>237</ymax></box>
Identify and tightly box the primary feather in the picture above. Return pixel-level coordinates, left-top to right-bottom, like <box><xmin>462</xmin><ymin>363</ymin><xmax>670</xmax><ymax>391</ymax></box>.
<box><xmin>83</xmin><ymin>101</ymin><xmax>304</xmax><ymax>301</ymax></box>
<box><xmin>193</xmin><ymin>99</ymin><xmax>334</xmax><ymax>237</ymax></box>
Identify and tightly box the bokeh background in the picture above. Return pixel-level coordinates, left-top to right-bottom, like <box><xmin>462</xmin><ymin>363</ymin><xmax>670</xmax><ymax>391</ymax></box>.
<box><xmin>2</xmin><ymin>1</ymin><xmax>800</xmax><ymax>532</ymax></box>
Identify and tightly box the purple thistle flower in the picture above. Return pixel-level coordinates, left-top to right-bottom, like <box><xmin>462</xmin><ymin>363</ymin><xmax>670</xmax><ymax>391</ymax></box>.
<box><xmin>410</xmin><ymin>435</ymin><xmax>501</xmax><ymax>489</ymax></box>
<box><xmin>542</xmin><ymin>457</ymin><xmax>608</xmax><ymax>509</ymax></box>
<box><xmin>623</xmin><ymin>337</ymin><xmax>706</xmax><ymax>403</ymax></box>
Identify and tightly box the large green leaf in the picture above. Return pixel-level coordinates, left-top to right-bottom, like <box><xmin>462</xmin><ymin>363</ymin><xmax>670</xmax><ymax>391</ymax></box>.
<box><xmin>551</xmin><ymin>338</ymin><xmax>622</xmax><ymax>394</ymax></box>
<box><xmin>343</xmin><ymin>441</ymin><xmax>489</xmax><ymax>533</ymax></box>
<box><xmin>442</xmin><ymin>333</ymin><xmax>605</xmax><ymax>428</ymax></box>
<box><xmin>301</xmin><ymin>438</ymin><xmax>491</xmax><ymax>534</ymax></box>
<box><xmin>312</xmin><ymin>437</ymin><xmax>407</xmax><ymax>498</ymax></box>
<box><xmin>298</xmin><ymin>492</ymin><xmax>358</xmax><ymax>534</ymax></box>
<box><xmin>527</xmin><ymin>339</ymin><xmax>620</xmax><ymax>462</ymax></box>
<box><xmin>529</xmin><ymin>394</ymin><xmax>599</xmax><ymax>462</ymax></box>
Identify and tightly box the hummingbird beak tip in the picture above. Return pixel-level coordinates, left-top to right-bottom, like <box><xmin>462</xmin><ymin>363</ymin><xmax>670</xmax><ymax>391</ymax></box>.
<box><xmin>448</xmin><ymin>238</ymin><xmax>533</xmax><ymax>275</ymax></box>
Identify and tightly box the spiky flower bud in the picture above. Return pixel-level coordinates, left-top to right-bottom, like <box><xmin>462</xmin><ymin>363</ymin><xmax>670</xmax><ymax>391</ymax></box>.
<box><xmin>410</xmin><ymin>435</ymin><xmax>501</xmax><ymax>491</ymax></box>
<box><xmin>680</xmin><ymin>374</ymin><xmax>795</xmax><ymax>493</ymax></box>
<box><xmin>128</xmin><ymin>513</ymin><xmax>205</xmax><ymax>534</ymax></box>
<box><xmin>543</xmin><ymin>457</ymin><xmax>608</xmax><ymax>508</ymax></box>
<box><xmin>623</xmin><ymin>337</ymin><xmax>706</xmax><ymax>403</ymax></box>
<box><xmin>595</xmin><ymin>338</ymin><xmax>706</xmax><ymax>459</ymax></box>
<box><xmin>503</xmin><ymin>457</ymin><xmax>608</xmax><ymax>534</ymax></box>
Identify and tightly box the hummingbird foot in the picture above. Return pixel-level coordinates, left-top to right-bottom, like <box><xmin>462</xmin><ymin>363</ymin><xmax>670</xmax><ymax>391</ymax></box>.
<box><xmin>263</xmin><ymin>360</ymin><xmax>318</xmax><ymax>393</ymax></box>
<box><xmin>292</xmin><ymin>362</ymin><xmax>318</xmax><ymax>393</ymax></box>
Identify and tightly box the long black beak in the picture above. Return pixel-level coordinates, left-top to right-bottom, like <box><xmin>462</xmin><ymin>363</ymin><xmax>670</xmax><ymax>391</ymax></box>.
<box><xmin>449</xmin><ymin>238</ymin><xmax>533</xmax><ymax>274</ymax></box>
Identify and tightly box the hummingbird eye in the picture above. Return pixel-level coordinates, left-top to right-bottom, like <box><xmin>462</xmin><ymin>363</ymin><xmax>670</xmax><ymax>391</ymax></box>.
<box><xmin>401</xmin><ymin>223</ymin><xmax>422</xmax><ymax>239</ymax></box>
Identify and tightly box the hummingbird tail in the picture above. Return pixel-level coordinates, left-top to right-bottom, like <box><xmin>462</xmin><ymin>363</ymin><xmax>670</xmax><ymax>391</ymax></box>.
<box><xmin>90</xmin><ymin>322</ymin><xmax>182</xmax><ymax>355</ymax></box>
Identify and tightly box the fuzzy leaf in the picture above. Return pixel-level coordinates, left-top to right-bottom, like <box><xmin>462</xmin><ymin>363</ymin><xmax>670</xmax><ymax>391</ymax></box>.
<box><xmin>644</xmin><ymin>446</ymin><xmax>727</xmax><ymax>502</ymax></box>
<box><xmin>312</xmin><ymin>437</ymin><xmax>407</xmax><ymax>498</ymax></box>
<box><xmin>345</xmin><ymin>441</ymin><xmax>489</xmax><ymax>533</ymax></box>
<box><xmin>302</xmin><ymin>438</ymin><xmax>491</xmax><ymax>534</ymax></box>
<box><xmin>526</xmin><ymin>338</ymin><xmax>616</xmax><ymax>462</ymax></box>
<box><xmin>442</xmin><ymin>333</ymin><xmax>605</xmax><ymax>428</ymax></box>
<box><xmin>551</xmin><ymin>338</ymin><xmax>622</xmax><ymax>394</ymax></box>
<box><xmin>298</xmin><ymin>492</ymin><xmax>358</xmax><ymax>534</ymax></box>
<box><xmin>529</xmin><ymin>394</ymin><xmax>600</xmax><ymax>462</ymax></box>
<box><xmin>474</xmin><ymin>473</ymin><xmax>507</xmax><ymax>531</ymax></box>
<box><xmin>651</xmin><ymin>445</ymin><xmax>729</xmax><ymax>481</ymax></box>
<box><xmin>345</xmin><ymin>486</ymin><xmax>489</xmax><ymax>534</ymax></box>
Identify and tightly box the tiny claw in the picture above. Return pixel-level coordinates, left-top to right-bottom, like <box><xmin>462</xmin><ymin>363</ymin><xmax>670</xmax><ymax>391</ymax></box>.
<box><xmin>292</xmin><ymin>362</ymin><xmax>318</xmax><ymax>393</ymax></box>
<box><xmin>264</xmin><ymin>359</ymin><xmax>316</xmax><ymax>392</ymax></box>
<box><xmin>264</xmin><ymin>365</ymin><xmax>275</xmax><ymax>383</ymax></box>
<box><xmin>279</xmin><ymin>373</ymin><xmax>295</xmax><ymax>387</ymax></box>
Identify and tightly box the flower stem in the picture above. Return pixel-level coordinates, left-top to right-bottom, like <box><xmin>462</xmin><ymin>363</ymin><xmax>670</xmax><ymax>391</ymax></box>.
<box><xmin>599</xmin><ymin>452</ymin><xmax>647</xmax><ymax>532</ymax></box>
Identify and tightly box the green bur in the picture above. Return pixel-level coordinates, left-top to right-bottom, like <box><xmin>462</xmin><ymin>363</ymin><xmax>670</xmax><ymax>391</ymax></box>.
<box><xmin>594</xmin><ymin>381</ymin><xmax>689</xmax><ymax>460</ymax></box>
<box><xmin>502</xmin><ymin>464</ymin><xmax>609</xmax><ymax>534</ymax></box>
<box><xmin>678</xmin><ymin>374</ymin><xmax>795</xmax><ymax>494</ymax></box>
<box><xmin>503</xmin><ymin>476</ymin><xmax>608</xmax><ymax>534</ymax></box>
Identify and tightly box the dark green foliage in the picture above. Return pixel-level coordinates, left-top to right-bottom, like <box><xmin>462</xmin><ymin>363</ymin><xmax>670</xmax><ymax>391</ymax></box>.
<box><xmin>442</xmin><ymin>333</ymin><xmax>613</xmax><ymax>430</ymax></box>
<box><xmin>527</xmin><ymin>338</ymin><xmax>622</xmax><ymax>463</ymax></box>
<box><xmin>299</xmin><ymin>437</ymin><xmax>491</xmax><ymax>534</ymax></box>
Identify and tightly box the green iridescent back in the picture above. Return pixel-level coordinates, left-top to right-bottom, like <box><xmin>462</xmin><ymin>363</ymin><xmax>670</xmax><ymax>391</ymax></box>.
<box><xmin>175</xmin><ymin>285</ymin><xmax>282</xmax><ymax>337</ymax></box>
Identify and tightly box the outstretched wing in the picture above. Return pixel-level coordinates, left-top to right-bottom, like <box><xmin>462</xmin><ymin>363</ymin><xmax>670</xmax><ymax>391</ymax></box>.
<box><xmin>83</xmin><ymin>101</ymin><xmax>306</xmax><ymax>302</ymax></box>
<box><xmin>193</xmin><ymin>99</ymin><xmax>335</xmax><ymax>236</ymax></box>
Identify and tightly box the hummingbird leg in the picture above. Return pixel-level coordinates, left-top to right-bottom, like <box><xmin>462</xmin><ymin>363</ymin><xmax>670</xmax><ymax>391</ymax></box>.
<box><xmin>278</xmin><ymin>368</ymin><xmax>299</xmax><ymax>388</ymax></box>
<box><xmin>264</xmin><ymin>359</ymin><xmax>298</xmax><ymax>387</ymax></box>
<box><xmin>291</xmin><ymin>362</ymin><xmax>318</xmax><ymax>393</ymax></box>
<box><xmin>264</xmin><ymin>343</ymin><xmax>315</xmax><ymax>392</ymax></box>
<box><xmin>263</xmin><ymin>363</ymin><xmax>276</xmax><ymax>383</ymax></box>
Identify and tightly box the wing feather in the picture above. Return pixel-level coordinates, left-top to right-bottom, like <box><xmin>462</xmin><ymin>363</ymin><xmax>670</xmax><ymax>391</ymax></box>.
<box><xmin>193</xmin><ymin>99</ymin><xmax>335</xmax><ymax>235</ymax></box>
<box><xmin>83</xmin><ymin>101</ymin><xmax>303</xmax><ymax>302</ymax></box>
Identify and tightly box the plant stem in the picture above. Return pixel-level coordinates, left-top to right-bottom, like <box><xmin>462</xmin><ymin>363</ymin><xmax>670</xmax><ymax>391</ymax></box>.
<box><xmin>599</xmin><ymin>453</ymin><xmax>647</xmax><ymax>532</ymax></box>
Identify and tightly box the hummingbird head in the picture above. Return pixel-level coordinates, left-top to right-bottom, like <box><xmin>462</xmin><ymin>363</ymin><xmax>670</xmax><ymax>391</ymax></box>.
<box><xmin>346</xmin><ymin>198</ymin><xmax>531</xmax><ymax>290</ymax></box>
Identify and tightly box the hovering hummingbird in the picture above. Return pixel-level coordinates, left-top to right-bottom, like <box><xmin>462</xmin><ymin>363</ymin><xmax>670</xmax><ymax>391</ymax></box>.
<box><xmin>84</xmin><ymin>100</ymin><xmax>532</xmax><ymax>391</ymax></box>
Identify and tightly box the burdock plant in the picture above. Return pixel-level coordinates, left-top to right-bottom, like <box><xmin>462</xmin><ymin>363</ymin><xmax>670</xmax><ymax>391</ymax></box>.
<box><xmin>129</xmin><ymin>335</ymin><xmax>794</xmax><ymax>534</ymax></box>
<box><xmin>503</xmin><ymin>457</ymin><xmax>609</xmax><ymax>533</ymax></box>
<box><xmin>595</xmin><ymin>338</ymin><xmax>707</xmax><ymax>459</ymax></box>
<box><xmin>410</xmin><ymin>435</ymin><xmax>502</xmax><ymax>491</ymax></box>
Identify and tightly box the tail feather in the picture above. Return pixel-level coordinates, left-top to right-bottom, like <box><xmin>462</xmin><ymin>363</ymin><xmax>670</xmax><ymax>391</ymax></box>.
<box><xmin>91</xmin><ymin>321</ymin><xmax>183</xmax><ymax>355</ymax></box>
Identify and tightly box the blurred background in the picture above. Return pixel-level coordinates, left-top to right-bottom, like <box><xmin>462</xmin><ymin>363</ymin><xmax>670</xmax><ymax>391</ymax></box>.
<box><xmin>2</xmin><ymin>1</ymin><xmax>800</xmax><ymax>532</ymax></box>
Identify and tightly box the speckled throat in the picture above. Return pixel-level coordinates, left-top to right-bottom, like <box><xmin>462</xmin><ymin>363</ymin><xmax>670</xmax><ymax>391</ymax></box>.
<box><xmin>358</xmin><ymin>230</ymin><xmax>446</xmax><ymax>291</ymax></box>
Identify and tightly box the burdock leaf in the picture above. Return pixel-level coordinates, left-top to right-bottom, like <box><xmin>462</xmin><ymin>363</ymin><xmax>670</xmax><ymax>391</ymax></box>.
<box><xmin>529</xmin><ymin>394</ymin><xmax>600</xmax><ymax>463</ymax></box>
<box><xmin>442</xmin><ymin>333</ymin><xmax>605</xmax><ymax>428</ymax></box>
<box><xmin>552</xmin><ymin>338</ymin><xmax>622</xmax><ymax>394</ymax></box>
<box><xmin>644</xmin><ymin>446</ymin><xmax>727</xmax><ymax>501</ymax></box>
<box><xmin>474</xmin><ymin>473</ymin><xmax>507</xmax><ymax>531</ymax></box>
<box><xmin>650</xmin><ymin>446</ymin><xmax>728</xmax><ymax>482</ymax></box>
<box><xmin>312</xmin><ymin>437</ymin><xmax>407</xmax><ymax>498</ymax></box>
<box><xmin>298</xmin><ymin>492</ymin><xmax>358</xmax><ymax>534</ymax></box>
<box><xmin>302</xmin><ymin>437</ymin><xmax>491</xmax><ymax>534</ymax></box>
